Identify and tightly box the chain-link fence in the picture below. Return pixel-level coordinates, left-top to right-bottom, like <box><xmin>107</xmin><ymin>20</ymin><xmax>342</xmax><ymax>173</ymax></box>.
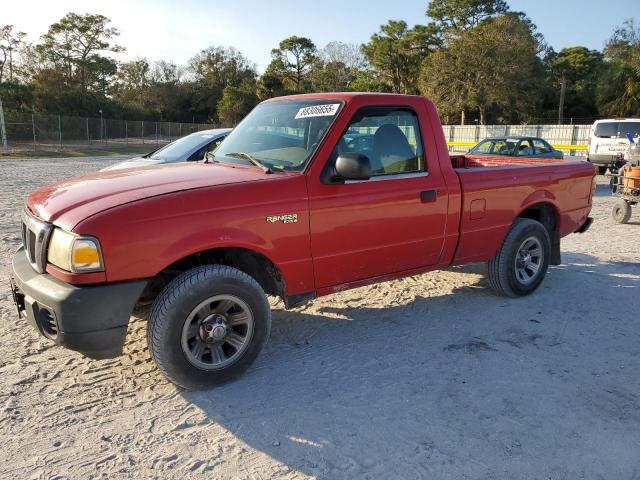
<box><xmin>0</xmin><ymin>110</ymin><xmax>590</xmax><ymax>156</ymax></box>
<box><xmin>0</xmin><ymin>111</ymin><xmax>217</xmax><ymax>152</ymax></box>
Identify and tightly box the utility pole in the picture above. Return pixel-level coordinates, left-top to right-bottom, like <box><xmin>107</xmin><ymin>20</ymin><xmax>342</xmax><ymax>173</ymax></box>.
<box><xmin>0</xmin><ymin>96</ymin><xmax>7</xmax><ymax>150</ymax></box>
<box><xmin>0</xmin><ymin>98</ymin><xmax>9</xmax><ymax>150</ymax></box>
<box><xmin>99</xmin><ymin>109</ymin><xmax>104</xmax><ymax>143</ymax></box>
<box><xmin>558</xmin><ymin>73</ymin><xmax>566</xmax><ymax>125</ymax></box>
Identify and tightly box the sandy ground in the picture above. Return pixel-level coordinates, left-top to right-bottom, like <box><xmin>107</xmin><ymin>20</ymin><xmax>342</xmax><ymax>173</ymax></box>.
<box><xmin>1</xmin><ymin>157</ymin><xmax>639</xmax><ymax>479</ymax></box>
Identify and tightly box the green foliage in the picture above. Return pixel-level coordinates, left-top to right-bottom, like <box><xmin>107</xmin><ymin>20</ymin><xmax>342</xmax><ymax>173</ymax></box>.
<box><xmin>420</xmin><ymin>13</ymin><xmax>544</xmax><ymax>123</ymax></box>
<box><xmin>598</xmin><ymin>19</ymin><xmax>640</xmax><ymax>116</ymax></box>
<box><xmin>189</xmin><ymin>46</ymin><xmax>257</xmax><ymax>121</ymax></box>
<box><xmin>361</xmin><ymin>20</ymin><xmax>439</xmax><ymax>94</ymax></box>
<box><xmin>310</xmin><ymin>42</ymin><xmax>367</xmax><ymax>92</ymax></box>
<box><xmin>427</xmin><ymin>0</ymin><xmax>509</xmax><ymax>32</ymax></box>
<box><xmin>256</xmin><ymin>67</ymin><xmax>289</xmax><ymax>100</ymax></box>
<box><xmin>266</xmin><ymin>36</ymin><xmax>317</xmax><ymax>92</ymax></box>
<box><xmin>548</xmin><ymin>47</ymin><xmax>603</xmax><ymax>119</ymax></box>
<box><xmin>0</xmin><ymin>80</ymin><xmax>33</xmax><ymax>111</ymax></box>
<box><xmin>36</xmin><ymin>13</ymin><xmax>122</xmax><ymax>102</ymax></box>
<box><xmin>217</xmin><ymin>80</ymin><xmax>259</xmax><ymax>126</ymax></box>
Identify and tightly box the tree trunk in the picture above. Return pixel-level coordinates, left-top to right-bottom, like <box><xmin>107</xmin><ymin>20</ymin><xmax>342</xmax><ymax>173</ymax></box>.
<box><xmin>558</xmin><ymin>73</ymin><xmax>566</xmax><ymax>125</ymax></box>
<box><xmin>80</xmin><ymin>67</ymin><xmax>86</xmax><ymax>104</ymax></box>
<box><xmin>0</xmin><ymin>50</ymin><xmax>5</xmax><ymax>83</ymax></box>
<box><xmin>8</xmin><ymin>49</ymin><xmax>13</xmax><ymax>81</ymax></box>
<box><xmin>461</xmin><ymin>110</ymin><xmax>465</xmax><ymax>126</ymax></box>
<box><xmin>479</xmin><ymin>107</ymin><xmax>485</xmax><ymax>125</ymax></box>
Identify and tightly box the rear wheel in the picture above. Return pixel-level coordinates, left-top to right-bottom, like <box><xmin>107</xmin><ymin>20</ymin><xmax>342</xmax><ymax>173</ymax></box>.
<box><xmin>612</xmin><ymin>200</ymin><xmax>632</xmax><ymax>224</ymax></box>
<box><xmin>487</xmin><ymin>218</ymin><xmax>551</xmax><ymax>297</ymax></box>
<box><xmin>148</xmin><ymin>265</ymin><xmax>271</xmax><ymax>389</ymax></box>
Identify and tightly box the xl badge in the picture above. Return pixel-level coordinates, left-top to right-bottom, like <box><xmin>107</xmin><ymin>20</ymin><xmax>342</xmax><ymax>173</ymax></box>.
<box><xmin>266</xmin><ymin>213</ymin><xmax>298</xmax><ymax>224</ymax></box>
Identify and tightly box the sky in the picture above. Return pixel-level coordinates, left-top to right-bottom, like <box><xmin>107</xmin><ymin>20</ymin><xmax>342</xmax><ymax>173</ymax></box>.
<box><xmin>3</xmin><ymin>0</ymin><xmax>638</xmax><ymax>72</ymax></box>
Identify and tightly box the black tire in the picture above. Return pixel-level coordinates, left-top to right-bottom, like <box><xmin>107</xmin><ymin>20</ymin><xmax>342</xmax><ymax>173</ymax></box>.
<box><xmin>597</xmin><ymin>165</ymin><xmax>608</xmax><ymax>175</ymax></box>
<box><xmin>487</xmin><ymin>218</ymin><xmax>551</xmax><ymax>298</ymax></box>
<box><xmin>612</xmin><ymin>200</ymin><xmax>632</xmax><ymax>224</ymax></box>
<box><xmin>148</xmin><ymin>265</ymin><xmax>271</xmax><ymax>389</ymax></box>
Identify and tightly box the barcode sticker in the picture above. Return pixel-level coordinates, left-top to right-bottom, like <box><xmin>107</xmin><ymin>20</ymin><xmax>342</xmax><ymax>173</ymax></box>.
<box><xmin>295</xmin><ymin>104</ymin><xmax>340</xmax><ymax>119</ymax></box>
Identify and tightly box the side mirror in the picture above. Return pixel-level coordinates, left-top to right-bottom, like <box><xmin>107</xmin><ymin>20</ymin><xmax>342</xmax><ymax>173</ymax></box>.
<box><xmin>334</xmin><ymin>153</ymin><xmax>372</xmax><ymax>181</ymax></box>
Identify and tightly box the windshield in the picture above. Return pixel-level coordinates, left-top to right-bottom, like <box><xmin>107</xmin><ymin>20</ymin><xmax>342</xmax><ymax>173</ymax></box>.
<box><xmin>470</xmin><ymin>138</ymin><xmax>518</xmax><ymax>155</ymax></box>
<box><xmin>214</xmin><ymin>100</ymin><xmax>343</xmax><ymax>171</ymax></box>
<box><xmin>594</xmin><ymin>121</ymin><xmax>640</xmax><ymax>138</ymax></box>
<box><xmin>149</xmin><ymin>132</ymin><xmax>215</xmax><ymax>161</ymax></box>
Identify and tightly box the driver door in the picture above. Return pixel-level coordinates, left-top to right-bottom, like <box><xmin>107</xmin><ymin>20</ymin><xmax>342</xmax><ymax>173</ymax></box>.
<box><xmin>308</xmin><ymin>106</ymin><xmax>448</xmax><ymax>289</ymax></box>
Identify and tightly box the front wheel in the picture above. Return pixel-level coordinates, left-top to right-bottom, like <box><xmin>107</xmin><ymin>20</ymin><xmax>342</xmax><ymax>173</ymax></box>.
<box><xmin>148</xmin><ymin>265</ymin><xmax>271</xmax><ymax>389</ymax></box>
<box><xmin>487</xmin><ymin>218</ymin><xmax>551</xmax><ymax>297</ymax></box>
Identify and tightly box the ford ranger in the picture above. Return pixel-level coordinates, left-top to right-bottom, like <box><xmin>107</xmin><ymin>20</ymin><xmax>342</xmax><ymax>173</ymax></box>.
<box><xmin>10</xmin><ymin>93</ymin><xmax>595</xmax><ymax>389</ymax></box>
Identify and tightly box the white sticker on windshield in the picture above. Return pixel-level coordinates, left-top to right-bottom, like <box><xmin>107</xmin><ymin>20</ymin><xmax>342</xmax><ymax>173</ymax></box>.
<box><xmin>295</xmin><ymin>103</ymin><xmax>340</xmax><ymax>119</ymax></box>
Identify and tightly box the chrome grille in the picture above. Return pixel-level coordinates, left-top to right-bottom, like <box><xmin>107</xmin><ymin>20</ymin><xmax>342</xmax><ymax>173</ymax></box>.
<box><xmin>21</xmin><ymin>210</ymin><xmax>53</xmax><ymax>273</ymax></box>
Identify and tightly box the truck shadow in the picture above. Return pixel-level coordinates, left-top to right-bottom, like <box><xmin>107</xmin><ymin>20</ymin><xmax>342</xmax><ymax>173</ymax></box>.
<box><xmin>178</xmin><ymin>252</ymin><xmax>639</xmax><ymax>478</ymax></box>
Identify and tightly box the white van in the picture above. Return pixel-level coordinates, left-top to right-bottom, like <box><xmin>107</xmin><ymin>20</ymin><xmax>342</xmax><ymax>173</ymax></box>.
<box><xmin>587</xmin><ymin>119</ymin><xmax>640</xmax><ymax>174</ymax></box>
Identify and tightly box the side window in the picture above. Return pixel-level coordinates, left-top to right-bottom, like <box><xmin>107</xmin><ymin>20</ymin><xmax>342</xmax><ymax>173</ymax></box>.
<box><xmin>207</xmin><ymin>137</ymin><xmax>225</xmax><ymax>153</ymax></box>
<box><xmin>187</xmin><ymin>146</ymin><xmax>207</xmax><ymax>161</ymax></box>
<box><xmin>338</xmin><ymin>108</ymin><xmax>425</xmax><ymax>176</ymax></box>
<box><xmin>533</xmin><ymin>139</ymin><xmax>551</xmax><ymax>154</ymax></box>
<box><xmin>516</xmin><ymin>139</ymin><xmax>534</xmax><ymax>156</ymax></box>
<box><xmin>493</xmin><ymin>140</ymin><xmax>514</xmax><ymax>155</ymax></box>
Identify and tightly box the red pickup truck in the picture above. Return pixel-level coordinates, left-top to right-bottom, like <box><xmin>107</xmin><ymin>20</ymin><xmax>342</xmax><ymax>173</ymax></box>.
<box><xmin>11</xmin><ymin>93</ymin><xmax>595</xmax><ymax>389</ymax></box>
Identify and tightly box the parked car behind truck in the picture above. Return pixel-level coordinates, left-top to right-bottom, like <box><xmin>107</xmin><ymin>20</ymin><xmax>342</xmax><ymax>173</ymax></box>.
<box><xmin>587</xmin><ymin>118</ymin><xmax>640</xmax><ymax>174</ymax></box>
<box><xmin>101</xmin><ymin>128</ymin><xmax>231</xmax><ymax>171</ymax></box>
<box><xmin>469</xmin><ymin>136</ymin><xmax>564</xmax><ymax>159</ymax></box>
<box><xmin>11</xmin><ymin>93</ymin><xmax>595</xmax><ymax>389</ymax></box>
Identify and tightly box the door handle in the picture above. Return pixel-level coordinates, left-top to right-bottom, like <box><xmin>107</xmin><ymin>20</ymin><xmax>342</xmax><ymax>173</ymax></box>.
<box><xmin>420</xmin><ymin>190</ymin><xmax>437</xmax><ymax>203</ymax></box>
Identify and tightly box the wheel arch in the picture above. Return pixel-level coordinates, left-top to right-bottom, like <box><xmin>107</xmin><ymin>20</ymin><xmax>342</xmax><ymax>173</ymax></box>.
<box><xmin>142</xmin><ymin>245</ymin><xmax>288</xmax><ymax>306</ymax></box>
<box><xmin>515</xmin><ymin>201</ymin><xmax>561</xmax><ymax>265</ymax></box>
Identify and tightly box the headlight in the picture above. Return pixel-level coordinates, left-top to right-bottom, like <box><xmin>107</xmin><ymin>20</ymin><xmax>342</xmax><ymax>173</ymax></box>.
<box><xmin>47</xmin><ymin>228</ymin><xmax>103</xmax><ymax>273</ymax></box>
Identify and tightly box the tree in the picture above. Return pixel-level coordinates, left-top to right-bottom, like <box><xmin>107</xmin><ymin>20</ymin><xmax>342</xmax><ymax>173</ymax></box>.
<box><xmin>256</xmin><ymin>67</ymin><xmax>288</xmax><ymax>100</ymax></box>
<box><xmin>267</xmin><ymin>36</ymin><xmax>317</xmax><ymax>92</ymax></box>
<box><xmin>361</xmin><ymin>20</ymin><xmax>440</xmax><ymax>94</ymax></box>
<box><xmin>598</xmin><ymin>19</ymin><xmax>640</xmax><ymax>116</ymax></box>
<box><xmin>189</xmin><ymin>46</ymin><xmax>257</xmax><ymax>121</ymax></box>
<box><xmin>310</xmin><ymin>42</ymin><xmax>366</xmax><ymax>92</ymax></box>
<box><xmin>0</xmin><ymin>25</ymin><xmax>27</xmax><ymax>82</ymax></box>
<box><xmin>217</xmin><ymin>79</ymin><xmax>259</xmax><ymax>125</ymax></box>
<box><xmin>113</xmin><ymin>58</ymin><xmax>151</xmax><ymax>114</ymax></box>
<box><xmin>36</xmin><ymin>13</ymin><xmax>123</xmax><ymax>102</ymax></box>
<box><xmin>426</xmin><ymin>0</ymin><xmax>509</xmax><ymax>33</ymax></box>
<box><xmin>549</xmin><ymin>47</ymin><xmax>603</xmax><ymax>123</ymax></box>
<box><xmin>420</xmin><ymin>13</ymin><xmax>544</xmax><ymax>124</ymax></box>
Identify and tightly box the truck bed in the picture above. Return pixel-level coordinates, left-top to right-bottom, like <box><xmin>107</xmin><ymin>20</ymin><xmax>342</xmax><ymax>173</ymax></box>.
<box><xmin>450</xmin><ymin>154</ymin><xmax>566</xmax><ymax>169</ymax></box>
<box><xmin>449</xmin><ymin>154</ymin><xmax>595</xmax><ymax>265</ymax></box>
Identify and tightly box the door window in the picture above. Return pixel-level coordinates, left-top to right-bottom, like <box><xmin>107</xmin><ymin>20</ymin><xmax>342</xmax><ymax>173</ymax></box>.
<box><xmin>516</xmin><ymin>139</ymin><xmax>534</xmax><ymax>156</ymax></box>
<box><xmin>532</xmin><ymin>139</ymin><xmax>551</xmax><ymax>154</ymax></box>
<box><xmin>337</xmin><ymin>108</ymin><xmax>425</xmax><ymax>176</ymax></box>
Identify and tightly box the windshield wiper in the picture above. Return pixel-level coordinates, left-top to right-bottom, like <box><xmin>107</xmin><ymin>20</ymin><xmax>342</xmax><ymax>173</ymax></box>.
<box><xmin>225</xmin><ymin>152</ymin><xmax>273</xmax><ymax>174</ymax></box>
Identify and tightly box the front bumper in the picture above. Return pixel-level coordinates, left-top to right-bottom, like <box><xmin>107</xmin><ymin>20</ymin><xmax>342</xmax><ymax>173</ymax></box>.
<box><xmin>11</xmin><ymin>247</ymin><xmax>147</xmax><ymax>359</ymax></box>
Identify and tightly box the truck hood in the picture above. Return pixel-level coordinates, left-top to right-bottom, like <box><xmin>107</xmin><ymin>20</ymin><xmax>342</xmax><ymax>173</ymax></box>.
<box><xmin>27</xmin><ymin>162</ymin><xmax>270</xmax><ymax>231</ymax></box>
